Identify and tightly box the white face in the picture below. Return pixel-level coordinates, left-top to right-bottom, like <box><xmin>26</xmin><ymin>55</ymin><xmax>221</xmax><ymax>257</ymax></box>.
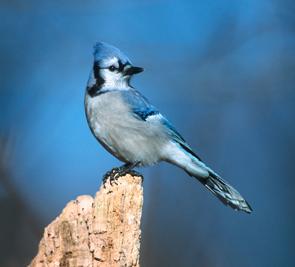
<box><xmin>99</xmin><ymin>57</ymin><xmax>130</xmax><ymax>88</ymax></box>
<box><xmin>87</xmin><ymin>55</ymin><xmax>143</xmax><ymax>95</ymax></box>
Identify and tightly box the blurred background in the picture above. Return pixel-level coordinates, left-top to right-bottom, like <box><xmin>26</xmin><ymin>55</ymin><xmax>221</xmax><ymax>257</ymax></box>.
<box><xmin>1</xmin><ymin>0</ymin><xmax>295</xmax><ymax>266</ymax></box>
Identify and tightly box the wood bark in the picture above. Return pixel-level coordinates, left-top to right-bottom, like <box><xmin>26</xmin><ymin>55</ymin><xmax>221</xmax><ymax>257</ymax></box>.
<box><xmin>29</xmin><ymin>173</ymin><xmax>143</xmax><ymax>267</ymax></box>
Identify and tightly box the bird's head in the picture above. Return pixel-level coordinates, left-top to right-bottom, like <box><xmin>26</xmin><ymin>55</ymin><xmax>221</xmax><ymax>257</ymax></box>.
<box><xmin>87</xmin><ymin>42</ymin><xmax>143</xmax><ymax>96</ymax></box>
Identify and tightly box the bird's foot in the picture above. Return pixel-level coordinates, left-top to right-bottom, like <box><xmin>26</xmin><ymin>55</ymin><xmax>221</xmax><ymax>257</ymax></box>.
<box><xmin>102</xmin><ymin>162</ymin><xmax>142</xmax><ymax>186</ymax></box>
<box><xmin>102</xmin><ymin>167</ymin><xmax>122</xmax><ymax>186</ymax></box>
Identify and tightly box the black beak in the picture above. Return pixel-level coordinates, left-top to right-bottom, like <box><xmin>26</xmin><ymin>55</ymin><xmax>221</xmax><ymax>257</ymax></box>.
<box><xmin>124</xmin><ymin>66</ymin><xmax>144</xmax><ymax>76</ymax></box>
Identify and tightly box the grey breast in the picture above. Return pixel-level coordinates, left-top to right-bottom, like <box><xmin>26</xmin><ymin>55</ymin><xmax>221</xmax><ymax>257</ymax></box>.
<box><xmin>85</xmin><ymin>90</ymin><xmax>168</xmax><ymax>165</ymax></box>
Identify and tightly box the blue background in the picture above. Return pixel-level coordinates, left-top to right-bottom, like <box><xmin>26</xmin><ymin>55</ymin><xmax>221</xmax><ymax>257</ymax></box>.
<box><xmin>1</xmin><ymin>1</ymin><xmax>295</xmax><ymax>266</ymax></box>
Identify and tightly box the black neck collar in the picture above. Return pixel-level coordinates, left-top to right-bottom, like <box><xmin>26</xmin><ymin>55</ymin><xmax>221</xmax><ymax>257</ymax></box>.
<box><xmin>87</xmin><ymin>62</ymin><xmax>105</xmax><ymax>97</ymax></box>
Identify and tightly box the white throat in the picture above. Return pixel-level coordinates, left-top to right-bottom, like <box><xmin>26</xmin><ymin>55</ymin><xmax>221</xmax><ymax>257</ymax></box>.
<box><xmin>103</xmin><ymin>78</ymin><xmax>129</xmax><ymax>89</ymax></box>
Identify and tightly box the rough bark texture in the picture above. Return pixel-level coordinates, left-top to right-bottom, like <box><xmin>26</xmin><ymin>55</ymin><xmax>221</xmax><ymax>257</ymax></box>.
<box><xmin>29</xmin><ymin>174</ymin><xmax>143</xmax><ymax>267</ymax></box>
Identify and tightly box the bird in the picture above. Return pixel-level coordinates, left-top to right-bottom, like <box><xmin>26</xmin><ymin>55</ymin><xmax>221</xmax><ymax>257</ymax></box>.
<box><xmin>84</xmin><ymin>42</ymin><xmax>252</xmax><ymax>213</ymax></box>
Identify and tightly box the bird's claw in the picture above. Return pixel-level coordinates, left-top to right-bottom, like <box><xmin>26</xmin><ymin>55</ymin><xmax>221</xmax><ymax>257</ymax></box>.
<box><xmin>102</xmin><ymin>163</ymin><xmax>143</xmax><ymax>187</ymax></box>
<box><xmin>102</xmin><ymin>167</ymin><xmax>121</xmax><ymax>186</ymax></box>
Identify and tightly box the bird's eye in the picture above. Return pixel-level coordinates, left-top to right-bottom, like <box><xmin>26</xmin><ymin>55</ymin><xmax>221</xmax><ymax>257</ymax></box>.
<box><xmin>109</xmin><ymin>65</ymin><xmax>116</xmax><ymax>72</ymax></box>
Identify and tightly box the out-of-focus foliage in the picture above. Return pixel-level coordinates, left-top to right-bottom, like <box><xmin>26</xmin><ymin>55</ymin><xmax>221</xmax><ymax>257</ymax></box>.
<box><xmin>0</xmin><ymin>1</ymin><xmax>294</xmax><ymax>266</ymax></box>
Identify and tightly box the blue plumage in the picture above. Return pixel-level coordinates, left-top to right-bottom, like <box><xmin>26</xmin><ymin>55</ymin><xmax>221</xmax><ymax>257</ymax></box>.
<box><xmin>93</xmin><ymin>42</ymin><xmax>131</xmax><ymax>65</ymax></box>
<box><xmin>121</xmin><ymin>90</ymin><xmax>159</xmax><ymax>121</ymax></box>
<box><xmin>84</xmin><ymin>42</ymin><xmax>252</xmax><ymax>213</ymax></box>
<box><xmin>121</xmin><ymin>88</ymin><xmax>201</xmax><ymax>161</ymax></box>
<box><xmin>121</xmin><ymin>89</ymin><xmax>199</xmax><ymax>160</ymax></box>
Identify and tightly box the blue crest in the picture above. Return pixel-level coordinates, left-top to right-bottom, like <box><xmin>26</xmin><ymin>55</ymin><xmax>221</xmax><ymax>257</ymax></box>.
<box><xmin>93</xmin><ymin>42</ymin><xmax>131</xmax><ymax>64</ymax></box>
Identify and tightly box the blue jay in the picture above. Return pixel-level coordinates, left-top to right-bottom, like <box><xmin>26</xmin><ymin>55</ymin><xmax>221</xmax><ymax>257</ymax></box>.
<box><xmin>85</xmin><ymin>42</ymin><xmax>252</xmax><ymax>213</ymax></box>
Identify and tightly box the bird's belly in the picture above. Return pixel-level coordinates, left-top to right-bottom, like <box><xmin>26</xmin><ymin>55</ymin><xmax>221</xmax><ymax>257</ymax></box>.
<box><xmin>95</xmin><ymin>119</ymin><xmax>163</xmax><ymax>165</ymax></box>
<box><xmin>85</xmin><ymin>94</ymin><xmax>165</xmax><ymax>165</ymax></box>
<box><xmin>108</xmin><ymin>124</ymin><xmax>165</xmax><ymax>165</ymax></box>
<box><xmin>98</xmin><ymin>119</ymin><xmax>165</xmax><ymax>165</ymax></box>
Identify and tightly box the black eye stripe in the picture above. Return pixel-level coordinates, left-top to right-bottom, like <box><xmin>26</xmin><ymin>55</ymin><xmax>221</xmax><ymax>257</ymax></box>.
<box><xmin>118</xmin><ymin>60</ymin><xmax>124</xmax><ymax>72</ymax></box>
<box><xmin>94</xmin><ymin>60</ymin><xmax>130</xmax><ymax>73</ymax></box>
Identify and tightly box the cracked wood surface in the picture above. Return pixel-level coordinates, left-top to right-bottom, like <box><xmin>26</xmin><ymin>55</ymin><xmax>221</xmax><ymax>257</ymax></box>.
<box><xmin>29</xmin><ymin>174</ymin><xmax>143</xmax><ymax>267</ymax></box>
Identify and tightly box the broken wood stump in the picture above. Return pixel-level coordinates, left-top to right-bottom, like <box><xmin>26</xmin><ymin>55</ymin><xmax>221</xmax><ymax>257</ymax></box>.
<box><xmin>29</xmin><ymin>173</ymin><xmax>143</xmax><ymax>267</ymax></box>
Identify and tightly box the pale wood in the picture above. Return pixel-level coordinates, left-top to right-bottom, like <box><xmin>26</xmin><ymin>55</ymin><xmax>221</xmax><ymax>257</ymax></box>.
<box><xmin>29</xmin><ymin>174</ymin><xmax>143</xmax><ymax>267</ymax></box>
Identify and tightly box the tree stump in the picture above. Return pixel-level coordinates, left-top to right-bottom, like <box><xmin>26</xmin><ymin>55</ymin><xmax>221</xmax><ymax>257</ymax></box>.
<box><xmin>29</xmin><ymin>173</ymin><xmax>143</xmax><ymax>267</ymax></box>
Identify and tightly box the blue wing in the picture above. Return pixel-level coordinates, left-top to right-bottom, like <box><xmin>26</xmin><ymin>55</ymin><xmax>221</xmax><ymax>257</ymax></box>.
<box><xmin>121</xmin><ymin>89</ymin><xmax>202</xmax><ymax>161</ymax></box>
<box><xmin>159</xmin><ymin>115</ymin><xmax>203</xmax><ymax>161</ymax></box>
<box><xmin>121</xmin><ymin>89</ymin><xmax>159</xmax><ymax>120</ymax></box>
